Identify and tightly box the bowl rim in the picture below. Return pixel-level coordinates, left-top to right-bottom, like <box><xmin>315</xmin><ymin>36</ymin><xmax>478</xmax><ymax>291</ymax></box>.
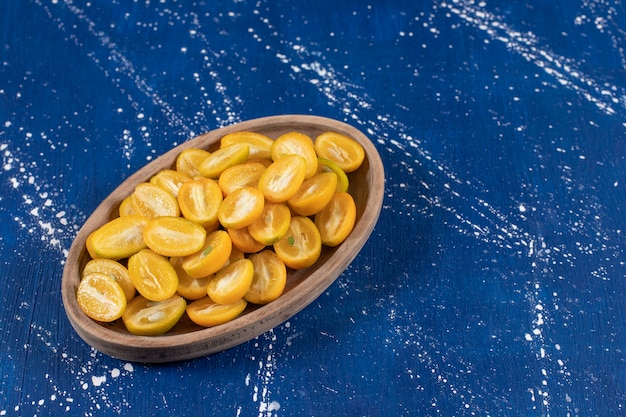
<box><xmin>61</xmin><ymin>114</ymin><xmax>385</xmax><ymax>363</ymax></box>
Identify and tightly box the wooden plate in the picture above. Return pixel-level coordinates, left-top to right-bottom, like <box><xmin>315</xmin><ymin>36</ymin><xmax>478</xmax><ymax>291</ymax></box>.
<box><xmin>61</xmin><ymin>115</ymin><xmax>385</xmax><ymax>363</ymax></box>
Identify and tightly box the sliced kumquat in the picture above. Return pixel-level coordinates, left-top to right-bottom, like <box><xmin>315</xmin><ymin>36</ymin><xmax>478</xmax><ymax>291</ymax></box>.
<box><xmin>82</xmin><ymin>259</ymin><xmax>136</xmax><ymax>301</ymax></box>
<box><xmin>128</xmin><ymin>249</ymin><xmax>179</xmax><ymax>301</ymax></box>
<box><xmin>315</xmin><ymin>191</ymin><xmax>357</xmax><ymax>247</ymax></box>
<box><xmin>244</xmin><ymin>250</ymin><xmax>287</xmax><ymax>304</ymax></box>
<box><xmin>122</xmin><ymin>294</ymin><xmax>187</xmax><ymax>336</ymax></box>
<box><xmin>220</xmin><ymin>131</ymin><xmax>274</xmax><ymax>159</ymax></box>
<box><xmin>87</xmin><ymin>214</ymin><xmax>149</xmax><ymax>260</ymax></box>
<box><xmin>182</xmin><ymin>230</ymin><xmax>232</xmax><ymax>278</ymax></box>
<box><xmin>228</xmin><ymin>245</ymin><xmax>245</xmax><ymax>263</ymax></box>
<box><xmin>176</xmin><ymin>148</ymin><xmax>211</xmax><ymax>178</ymax></box>
<box><xmin>287</xmin><ymin>171</ymin><xmax>338</xmax><ymax>216</ymax></box>
<box><xmin>149</xmin><ymin>169</ymin><xmax>191</xmax><ymax>197</ymax></box>
<box><xmin>217</xmin><ymin>186</ymin><xmax>265</xmax><ymax>229</ymax></box>
<box><xmin>314</xmin><ymin>131</ymin><xmax>365</xmax><ymax>173</ymax></box>
<box><xmin>171</xmin><ymin>256</ymin><xmax>212</xmax><ymax>300</ymax></box>
<box><xmin>198</xmin><ymin>142</ymin><xmax>249</xmax><ymax>179</ymax></box>
<box><xmin>77</xmin><ymin>272</ymin><xmax>127</xmax><ymax>322</ymax></box>
<box><xmin>227</xmin><ymin>227</ymin><xmax>266</xmax><ymax>253</ymax></box>
<box><xmin>317</xmin><ymin>157</ymin><xmax>349</xmax><ymax>193</ymax></box>
<box><xmin>118</xmin><ymin>195</ymin><xmax>136</xmax><ymax>216</ymax></box>
<box><xmin>270</xmin><ymin>131</ymin><xmax>318</xmax><ymax>178</ymax></box>
<box><xmin>177</xmin><ymin>177</ymin><xmax>223</xmax><ymax>228</ymax></box>
<box><xmin>273</xmin><ymin>216</ymin><xmax>322</xmax><ymax>269</ymax></box>
<box><xmin>218</xmin><ymin>162</ymin><xmax>266</xmax><ymax>195</ymax></box>
<box><xmin>130</xmin><ymin>182</ymin><xmax>180</xmax><ymax>218</ymax></box>
<box><xmin>186</xmin><ymin>297</ymin><xmax>247</xmax><ymax>327</ymax></box>
<box><xmin>207</xmin><ymin>258</ymin><xmax>254</xmax><ymax>305</ymax></box>
<box><xmin>143</xmin><ymin>216</ymin><xmax>207</xmax><ymax>257</ymax></box>
<box><xmin>248</xmin><ymin>202</ymin><xmax>291</xmax><ymax>245</ymax></box>
<box><xmin>257</xmin><ymin>154</ymin><xmax>307</xmax><ymax>203</ymax></box>
<box><xmin>247</xmin><ymin>157</ymin><xmax>273</xmax><ymax>167</ymax></box>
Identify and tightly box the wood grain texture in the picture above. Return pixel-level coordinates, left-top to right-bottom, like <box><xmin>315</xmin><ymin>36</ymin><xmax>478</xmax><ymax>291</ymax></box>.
<box><xmin>61</xmin><ymin>115</ymin><xmax>385</xmax><ymax>363</ymax></box>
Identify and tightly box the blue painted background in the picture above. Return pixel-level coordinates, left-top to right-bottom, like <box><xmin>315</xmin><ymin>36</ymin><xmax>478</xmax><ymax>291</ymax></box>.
<box><xmin>2</xmin><ymin>1</ymin><xmax>626</xmax><ymax>415</ymax></box>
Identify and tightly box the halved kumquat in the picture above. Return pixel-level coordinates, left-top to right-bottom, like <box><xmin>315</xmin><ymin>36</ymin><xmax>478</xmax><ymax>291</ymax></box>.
<box><xmin>217</xmin><ymin>186</ymin><xmax>265</xmax><ymax>229</ymax></box>
<box><xmin>257</xmin><ymin>154</ymin><xmax>307</xmax><ymax>203</ymax></box>
<box><xmin>177</xmin><ymin>177</ymin><xmax>223</xmax><ymax>228</ymax></box>
<box><xmin>82</xmin><ymin>259</ymin><xmax>136</xmax><ymax>301</ymax></box>
<box><xmin>207</xmin><ymin>258</ymin><xmax>254</xmax><ymax>305</ymax></box>
<box><xmin>270</xmin><ymin>131</ymin><xmax>318</xmax><ymax>178</ymax></box>
<box><xmin>87</xmin><ymin>214</ymin><xmax>148</xmax><ymax>260</ymax></box>
<box><xmin>77</xmin><ymin>272</ymin><xmax>127</xmax><ymax>322</ymax></box>
<box><xmin>248</xmin><ymin>202</ymin><xmax>291</xmax><ymax>245</ymax></box>
<box><xmin>186</xmin><ymin>297</ymin><xmax>247</xmax><ymax>327</ymax></box>
<box><xmin>227</xmin><ymin>227</ymin><xmax>266</xmax><ymax>253</ymax></box>
<box><xmin>198</xmin><ymin>143</ymin><xmax>249</xmax><ymax>179</ymax></box>
<box><xmin>176</xmin><ymin>148</ymin><xmax>211</xmax><ymax>178</ymax></box>
<box><xmin>314</xmin><ymin>191</ymin><xmax>357</xmax><ymax>247</ymax></box>
<box><xmin>273</xmin><ymin>216</ymin><xmax>322</xmax><ymax>269</ymax></box>
<box><xmin>143</xmin><ymin>216</ymin><xmax>206</xmax><ymax>257</ymax></box>
<box><xmin>182</xmin><ymin>230</ymin><xmax>232</xmax><ymax>278</ymax></box>
<box><xmin>220</xmin><ymin>131</ymin><xmax>273</xmax><ymax>159</ymax></box>
<box><xmin>314</xmin><ymin>131</ymin><xmax>365</xmax><ymax>173</ymax></box>
<box><xmin>317</xmin><ymin>157</ymin><xmax>349</xmax><ymax>192</ymax></box>
<box><xmin>122</xmin><ymin>294</ymin><xmax>187</xmax><ymax>336</ymax></box>
<box><xmin>149</xmin><ymin>169</ymin><xmax>191</xmax><ymax>197</ymax></box>
<box><xmin>130</xmin><ymin>182</ymin><xmax>180</xmax><ymax>218</ymax></box>
<box><xmin>244</xmin><ymin>250</ymin><xmax>287</xmax><ymax>304</ymax></box>
<box><xmin>287</xmin><ymin>171</ymin><xmax>338</xmax><ymax>216</ymax></box>
<box><xmin>171</xmin><ymin>256</ymin><xmax>212</xmax><ymax>300</ymax></box>
<box><xmin>128</xmin><ymin>249</ymin><xmax>179</xmax><ymax>302</ymax></box>
<box><xmin>218</xmin><ymin>162</ymin><xmax>266</xmax><ymax>195</ymax></box>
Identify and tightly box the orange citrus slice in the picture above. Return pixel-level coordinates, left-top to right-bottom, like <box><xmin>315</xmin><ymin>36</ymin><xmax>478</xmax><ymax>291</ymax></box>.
<box><xmin>207</xmin><ymin>258</ymin><xmax>254</xmax><ymax>305</ymax></box>
<box><xmin>177</xmin><ymin>177</ymin><xmax>223</xmax><ymax>228</ymax></box>
<box><xmin>217</xmin><ymin>186</ymin><xmax>265</xmax><ymax>229</ymax></box>
<box><xmin>176</xmin><ymin>148</ymin><xmax>211</xmax><ymax>178</ymax></box>
<box><xmin>186</xmin><ymin>297</ymin><xmax>247</xmax><ymax>327</ymax></box>
<box><xmin>247</xmin><ymin>202</ymin><xmax>291</xmax><ymax>245</ymax></box>
<box><xmin>270</xmin><ymin>131</ymin><xmax>318</xmax><ymax>178</ymax></box>
<box><xmin>257</xmin><ymin>154</ymin><xmax>307</xmax><ymax>203</ymax></box>
<box><xmin>227</xmin><ymin>227</ymin><xmax>266</xmax><ymax>253</ymax></box>
<box><xmin>287</xmin><ymin>171</ymin><xmax>338</xmax><ymax>216</ymax></box>
<box><xmin>171</xmin><ymin>257</ymin><xmax>212</xmax><ymax>300</ymax></box>
<box><xmin>317</xmin><ymin>157</ymin><xmax>349</xmax><ymax>192</ymax></box>
<box><xmin>82</xmin><ymin>259</ymin><xmax>136</xmax><ymax>301</ymax></box>
<box><xmin>314</xmin><ymin>131</ymin><xmax>365</xmax><ymax>173</ymax></box>
<box><xmin>128</xmin><ymin>248</ymin><xmax>179</xmax><ymax>301</ymax></box>
<box><xmin>198</xmin><ymin>143</ymin><xmax>249</xmax><ymax>179</ymax></box>
<box><xmin>130</xmin><ymin>182</ymin><xmax>180</xmax><ymax>218</ymax></box>
<box><xmin>182</xmin><ymin>230</ymin><xmax>232</xmax><ymax>278</ymax></box>
<box><xmin>314</xmin><ymin>191</ymin><xmax>357</xmax><ymax>247</ymax></box>
<box><xmin>77</xmin><ymin>272</ymin><xmax>127</xmax><ymax>322</ymax></box>
<box><xmin>149</xmin><ymin>169</ymin><xmax>191</xmax><ymax>197</ymax></box>
<box><xmin>244</xmin><ymin>250</ymin><xmax>287</xmax><ymax>304</ymax></box>
<box><xmin>273</xmin><ymin>216</ymin><xmax>322</xmax><ymax>269</ymax></box>
<box><xmin>218</xmin><ymin>162</ymin><xmax>266</xmax><ymax>195</ymax></box>
<box><xmin>220</xmin><ymin>131</ymin><xmax>274</xmax><ymax>160</ymax></box>
<box><xmin>142</xmin><ymin>216</ymin><xmax>207</xmax><ymax>257</ymax></box>
<box><xmin>118</xmin><ymin>195</ymin><xmax>136</xmax><ymax>216</ymax></box>
<box><xmin>122</xmin><ymin>294</ymin><xmax>187</xmax><ymax>336</ymax></box>
<box><xmin>86</xmin><ymin>214</ymin><xmax>148</xmax><ymax>260</ymax></box>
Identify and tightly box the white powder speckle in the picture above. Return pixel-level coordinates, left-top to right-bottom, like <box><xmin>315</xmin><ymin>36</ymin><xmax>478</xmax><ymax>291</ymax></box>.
<box><xmin>91</xmin><ymin>375</ymin><xmax>106</xmax><ymax>387</ymax></box>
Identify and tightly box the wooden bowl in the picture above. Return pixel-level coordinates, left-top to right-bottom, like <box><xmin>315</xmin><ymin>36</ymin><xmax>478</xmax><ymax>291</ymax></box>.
<box><xmin>62</xmin><ymin>115</ymin><xmax>385</xmax><ymax>363</ymax></box>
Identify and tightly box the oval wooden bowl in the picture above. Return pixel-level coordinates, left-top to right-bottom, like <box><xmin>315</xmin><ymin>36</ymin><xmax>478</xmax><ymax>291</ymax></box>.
<box><xmin>62</xmin><ymin>115</ymin><xmax>385</xmax><ymax>363</ymax></box>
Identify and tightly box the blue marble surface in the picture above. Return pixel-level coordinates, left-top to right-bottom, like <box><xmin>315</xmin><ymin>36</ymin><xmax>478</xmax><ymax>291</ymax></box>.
<box><xmin>2</xmin><ymin>1</ymin><xmax>626</xmax><ymax>415</ymax></box>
